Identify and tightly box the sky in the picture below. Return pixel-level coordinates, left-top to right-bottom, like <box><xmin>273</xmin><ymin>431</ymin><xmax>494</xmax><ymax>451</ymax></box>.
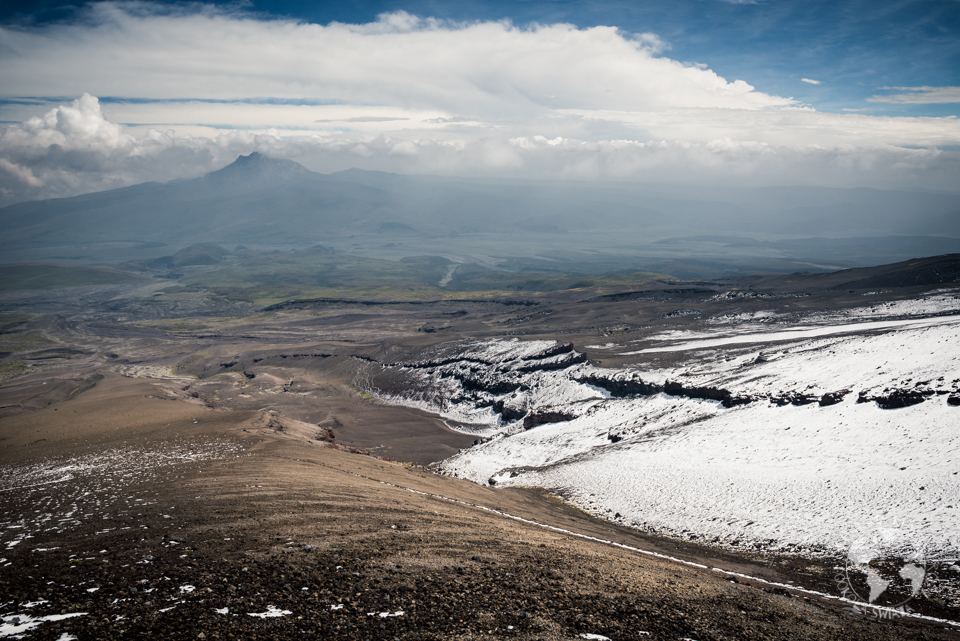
<box><xmin>1</xmin><ymin>0</ymin><xmax>959</xmax><ymax>205</ymax></box>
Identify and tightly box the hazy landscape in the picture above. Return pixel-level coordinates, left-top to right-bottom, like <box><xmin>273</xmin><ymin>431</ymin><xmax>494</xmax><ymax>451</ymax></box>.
<box><xmin>2</xmin><ymin>0</ymin><xmax>960</xmax><ymax>639</ymax></box>
<box><xmin>4</xmin><ymin>152</ymin><xmax>960</xmax><ymax>279</ymax></box>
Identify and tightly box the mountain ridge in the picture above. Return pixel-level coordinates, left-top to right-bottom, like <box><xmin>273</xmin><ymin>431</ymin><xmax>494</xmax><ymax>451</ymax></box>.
<box><xmin>2</xmin><ymin>154</ymin><xmax>959</xmax><ymax>275</ymax></box>
<box><xmin>201</xmin><ymin>152</ymin><xmax>317</xmax><ymax>188</ymax></box>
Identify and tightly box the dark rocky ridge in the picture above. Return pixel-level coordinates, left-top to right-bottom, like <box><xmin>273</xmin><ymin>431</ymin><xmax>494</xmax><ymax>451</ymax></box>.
<box><xmin>372</xmin><ymin>338</ymin><xmax>960</xmax><ymax>436</ymax></box>
<box><xmin>736</xmin><ymin>253</ymin><xmax>960</xmax><ymax>293</ymax></box>
<box><xmin>857</xmin><ymin>388</ymin><xmax>930</xmax><ymax>409</ymax></box>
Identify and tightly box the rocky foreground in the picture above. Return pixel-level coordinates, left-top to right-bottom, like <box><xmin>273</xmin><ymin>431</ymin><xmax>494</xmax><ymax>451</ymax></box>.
<box><xmin>1</xmin><ymin>374</ymin><xmax>958</xmax><ymax>640</ymax></box>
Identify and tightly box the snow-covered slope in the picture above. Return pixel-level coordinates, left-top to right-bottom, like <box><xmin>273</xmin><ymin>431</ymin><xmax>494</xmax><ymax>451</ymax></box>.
<box><xmin>372</xmin><ymin>290</ymin><xmax>960</xmax><ymax>560</ymax></box>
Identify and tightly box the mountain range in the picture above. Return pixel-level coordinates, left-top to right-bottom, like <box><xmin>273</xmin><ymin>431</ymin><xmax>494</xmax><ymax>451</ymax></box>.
<box><xmin>2</xmin><ymin>152</ymin><xmax>959</xmax><ymax>275</ymax></box>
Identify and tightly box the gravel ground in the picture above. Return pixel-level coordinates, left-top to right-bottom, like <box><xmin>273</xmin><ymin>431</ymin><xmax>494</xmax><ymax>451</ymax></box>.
<box><xmin>1</xmin><ymin>374</ymin><xmax>958</xmax><ymax>640</ymax></box>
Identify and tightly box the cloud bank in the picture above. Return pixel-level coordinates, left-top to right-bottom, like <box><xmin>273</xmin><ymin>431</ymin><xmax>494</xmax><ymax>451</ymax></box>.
<box><xmin>1</xmin><ymin>4</ymin><xmax>959</xmax><ymax>205</ymax></box>
<box><xmin>869</xmin><ymin>86</ymin><xmax>960</xmax><ymax>104</ymax></box>
<box><xmin>0</xmin><ymin>5</ymin><xmax>786</xmax><ymax>114</ymax></box>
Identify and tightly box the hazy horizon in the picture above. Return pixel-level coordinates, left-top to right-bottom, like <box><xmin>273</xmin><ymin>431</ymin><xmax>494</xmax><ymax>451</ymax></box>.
<box><xmin>2</xmin><ymin>152</ymin><xmax>958</xmax><ymax>281</ymax></box>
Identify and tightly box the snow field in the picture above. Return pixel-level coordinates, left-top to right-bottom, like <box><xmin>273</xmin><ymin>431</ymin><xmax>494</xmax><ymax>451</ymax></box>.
<box><xmin>407</xmin><ymin>313</ymin><xmax>960</xmax><ymax>559</ymax></box>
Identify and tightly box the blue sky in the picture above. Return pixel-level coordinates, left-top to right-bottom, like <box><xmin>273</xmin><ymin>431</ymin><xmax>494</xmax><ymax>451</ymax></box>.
<box><xmin>0</xmin><ymin>0</ymin><xmax>958</xmax><ymax>203</ymax></box>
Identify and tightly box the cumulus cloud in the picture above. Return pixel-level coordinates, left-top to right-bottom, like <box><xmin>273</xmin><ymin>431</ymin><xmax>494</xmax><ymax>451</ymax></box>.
<box><xmin>0</xmin><ymin>94</ymin><xmax>249</xmax><ymax>204</ymax></box>
<box><xmin>868</xmin><ymin>86</ymin><xmax>960</xmax><ymax>104</ymax></box>
<box><xmin>1</xmin><ymin>5</ymin><xmax>959</xmax><ymax>204</ymax></box>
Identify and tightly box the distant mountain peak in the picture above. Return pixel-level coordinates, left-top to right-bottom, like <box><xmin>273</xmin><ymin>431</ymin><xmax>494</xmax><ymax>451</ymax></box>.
<box><xmin>204</xmin><ymin>152</ymin><xmax>314</xmax><ymax>186</ymax></box>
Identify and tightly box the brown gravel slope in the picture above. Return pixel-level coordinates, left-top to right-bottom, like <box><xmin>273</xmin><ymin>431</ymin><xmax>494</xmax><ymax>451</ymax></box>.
<box><xmin>0</xmin><ymin>373</ymin><xmax>957</xmax><ymax>640</ymax></box>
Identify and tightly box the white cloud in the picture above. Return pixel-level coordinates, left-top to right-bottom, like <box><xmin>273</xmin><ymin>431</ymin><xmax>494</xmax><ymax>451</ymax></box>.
<box><xmin>0</xmin><ymin>5</ymin><xmax>790</xmax><ymax>115</ymax></box>
<box><xmin>555</xmin><ymin>107</ymin><xmax>960</xmax><ymax>148</ymax></box>
<box><xmin>316</xmin><ymin>116</ymin><xmax>410</xmax><ymax>123</ymax></box>
<box><xmin>868</xmin><ymin>86</ymin><xmax>960</xmax><ymax>104</ymax></box>
<box><xmin>801</xmin><ymin>78</ymin><xmax>821</xmax><ymax>85</ymax></box>
<box><xmin>0</xmin><ymin>4</ymin><xmax>959</xmax><ymax>203</ymax></box>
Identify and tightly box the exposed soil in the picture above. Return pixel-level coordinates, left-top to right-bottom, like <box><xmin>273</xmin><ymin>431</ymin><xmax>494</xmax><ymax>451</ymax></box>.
<box><xmin>2</xmin><ymin>271</ymin><xmax>960</xmax><ymax>639</ymax></box>
<box><xmin>2</xmin><ymin>373</ymin><xmax>957</xmax><ymax>640</ymax></box>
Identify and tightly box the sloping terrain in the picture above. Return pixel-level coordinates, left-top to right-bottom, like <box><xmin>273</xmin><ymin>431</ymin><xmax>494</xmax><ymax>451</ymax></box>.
<box><xmin>0</xmin><ymin>264</ymin><xmax>147</xmax><ymax>291</ymax></box>
<box><xmin>372</xmin><ymin>289</ymin><xmax>960</xmax><ymax>591</ymax></box>
<box><xmin>0</xmin><ymin>153</ymin><xmax>394</xmax><ymax>249</ymax></box>
<box><xmin>2</xmin><ymin>253</ymin><xmax>960</xmax><ymax>636</ymax></box>
<box><xmin>2</xmin><ymin>374</ymin><xmax>957</xmax><ymax>640</ymax></box>
<box><xmin>738</xmin><ymin>253</ymin><xmax>960</xmax><ymax>292</ymax></box>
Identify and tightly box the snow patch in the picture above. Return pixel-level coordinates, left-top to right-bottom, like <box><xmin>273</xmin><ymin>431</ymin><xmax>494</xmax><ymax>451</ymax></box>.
<box><xmin>0</xmin><ymin>612</ymin><xmax>86</xmax><ymax>638</ymax></box>
<box><xmin>247</xmin><ymin>605</ymin><xmax>292</xmax><ymax>618</ymax></box>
